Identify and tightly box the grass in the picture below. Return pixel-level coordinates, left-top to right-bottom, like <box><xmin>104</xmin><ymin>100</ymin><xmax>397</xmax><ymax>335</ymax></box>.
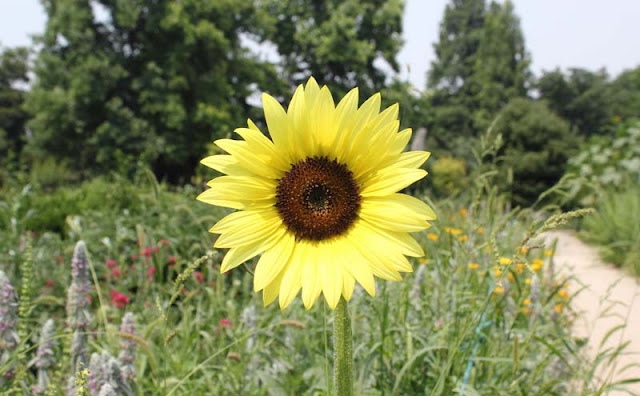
<box><xmin>580</xmin><ymin>184</ymin><xmax>640</xmax><ymax>276</ymax></box>
<box><xmin>0</xmin><ymin>175</ymin><xmax>636</xmax><ymax>395</ymax></box>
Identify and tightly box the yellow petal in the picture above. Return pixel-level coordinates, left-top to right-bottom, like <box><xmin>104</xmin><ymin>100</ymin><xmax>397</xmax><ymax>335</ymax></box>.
<box><xmin>301</xmin><ymin>247</ymin><xmax>321</xmax><ymax>310</ymax></box>
<box><xmin>219</xmin><ymin>226</ymin><xmax>286</xmax><ymax>273</ymax></box>
<box><xmin>263</xmin><ymin>266</ymin><xmax>286</xmax><ymax>307</ymax></box>
<box><xmin>214</xmin><ymin>211</ymin><xmax>282</xmax><ymax>248</ymax></box>
<box><xmin>262</xmin><ymin>93</ymin><xmax>291</xmax><ymax>155</ymax></box>
<box><xmin>214</xmin><ymin>139</ymin><xmax>282</xmax><ymax>179</ymax></box>
<box><xmin>348</xmin><ymin>223</ymin><xmax>402</xmax><ymax>281</ymax></box>
<box><xmin>341</xmin><ymin>269</ymin><xmax>355</xmax><ymax>301</ymax></box>
<box><xmin>360</xmin><ymin>168</ymin><xmax>427</xmax><ymax>197</ymax></box>
<box><xmin>321</xmin><ymin>259</ymin><xmax>342</xmax><ymax>310</ymax></box>
<box><xmin>253</xmin><ymin>232</ymin><xmax>295</xmax><ymax>292</ymax></box>
<box><xmin>200</xmin><ymin>155</ymin><xmax>252</xmax><ymax>176</ymax></box>
<box><xmin>359</xmin><ymin>194</ymin><xmax>435</xmax><ymax>232</ymax></box>
<box><xmin>279</xmin><ymin>244</ymin><xmax>305</xmax><ymax>309</ymax></box>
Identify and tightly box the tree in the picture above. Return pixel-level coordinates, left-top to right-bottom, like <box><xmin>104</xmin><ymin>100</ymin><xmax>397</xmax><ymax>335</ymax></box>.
<box><xmin>260</xmin><ymin>0</ymin><xmax>404</xmax><ymax>98</ymax></box>
<box><xmin>609</xmin><ymin>66</ymin><xmax>640</xmax><ymax>121</ymax></box>
<box><xmin>470</xmin><ymin>0</ymin><xmax>530</xmax><ymax>130</ymax></box>
<box><xmin>427</xmin><ymin>0</ymin><xmax>486</xmax><ymax>146</ymax></box>
<box><xmin>25</xmin><ymin>0</ymin><xmax>281</xmax><ymax>181</ymax></box>
<box><xmin>427</xmin><ymin>0</ymin><xmax>530</xmax><ymax>153</ymax></box>
<box><xmin>537</xmin><ymin>68</ymin><xmax>613</xmax><ymax>136</ymax></box>
<box><xmin>492</xmin><ymin>98</ymin><xmax>575</xmax><ymax>206</ymax></box>
<box><xmin>0</xmin><ymin>46</ymin><xmax>30</xmax><ymax>169</ymax></box>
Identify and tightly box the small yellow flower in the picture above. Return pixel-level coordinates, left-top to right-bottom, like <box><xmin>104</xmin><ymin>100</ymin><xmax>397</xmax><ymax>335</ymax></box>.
<box><xmin>524</xmin><ymin>278</ymin><xmax>532</xmax><ymax>285</ymax></box>
<box><xmin>522</xmin><ymin>307</ymin><xmax>531</xmax><ymax>315</ymax></box>
<box><xmin>499</xmin><ymin>257</ymin><xmax>512</xmax><ymax>266</ymax></box>
<box><xmin>493</xmin><ymin>267</ymin><xmax>503</xmax><ymax>277</ymax></box>
<box><xmin>558</xmin><ymin>289</ymin><xmax>569</xmax><ymax>299</ymax></box>
<box><xmin>554</xmin><ymin>304</ymin><xmax>564</xmax><ymax>314</ymax></box>
<box><xmin>476</xmin><ymin>227</ymin><xmax>485</xmax><ymax>235</ymax></box>
<box><xmin>427</xmin><ymin>233</ymin><xmax>439</xmax><ymax>241</ymax></box>
<box><xmin>458</xmin><ymin>208</ymin><xmax>468</xmax><ymax>217</ymax></box>
<box><xmin>518</xmin><ymin>246</ymin><xmax>529</xmax><ymax>254</ymax></box>
<box><xmin>531</xmin><ymin>259</ymin><xmax>544</xmax><ymax>272</ymax></box>
<box><xmin>419</xmin><ymin>257</ymin><xmax>431</xmax><ymax>265</ymax></box>
<box><xmin>493</xmin><ymin>286</ymin><xmax>504</xmax><ymax>294</ymax></box>
<box><xmin>444</xmin><ymin>227</ymin><xmax>463</xmax><ymax>235</ymax></box>
<box><xmin>544</xmin><ymin>250</ymin><xmax>554</xmax><ymax>257</ymax></box>
<box><xmin>507</xmin><ymin>273</ymin><xmax>515</xmax><ymax>282</ymax></box>
<box><xmin>516</xmin><ymin>262</ymin><xmax>525</xmax><ymax>273</ymax></box>
<box><xmin>468</xmin><ymin>262</ymin><xmax>480</xmax><ymax>270</ymax></box>
<box><xmin>523</xmin><ymin>298</ymin><xmax>532</xmax><ymax>306</ymax></box>
<box><xmin>458</xmin><ymin>235</ymin><xmax>468</xmax><ymax>242</ymax></box>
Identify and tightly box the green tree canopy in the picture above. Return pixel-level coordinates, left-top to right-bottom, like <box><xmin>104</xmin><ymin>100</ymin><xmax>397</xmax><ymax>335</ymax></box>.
<box><xmin>0</xmin><ymin>45</ymin><xmax>30</xmax><ymax>166</ymax></box>
<box><xmin>260</xmin><ymin>0</ymin><xmax>405</xmax><ymax>98</ymax></box>
<box><xmin>493</xmin><ymin>97</ymin><xmax>575</xmax><ymax>206</ymax></box>
<box><xmin>25</xmin><ymin>0</ymin><xmax>281</xmax><ymax>181</ymax></box>
<box><xmin>426</xmin><ymin>0</ymin><xmax>530</xmax><ymax>154</ymax></box>
<box><xmin>537</xmin><ymin>68</ymin><xmax>613</xmax><ymax>137</ymax></box>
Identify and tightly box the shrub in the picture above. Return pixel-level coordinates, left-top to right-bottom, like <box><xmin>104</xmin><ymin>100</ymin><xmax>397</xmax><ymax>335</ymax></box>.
<box><xmin>431</xmin><ymin>156</ymin><xmax>467</xmax><ymax>196</ymax></box>
<box><xmin>580</xmin><ymin>184</ymin><xmax>640</xmax><ymax>275</ymax></box>
<box><xmin>492</xmin><ymin>98</ymin><xmax>576</xmax><ymax>206</ymax></box>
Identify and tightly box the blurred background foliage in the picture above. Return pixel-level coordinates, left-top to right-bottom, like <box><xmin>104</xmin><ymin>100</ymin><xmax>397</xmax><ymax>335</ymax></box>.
<box><xmin>0</xmin><ymin>0</ymin><xmax>639</xmax><ymax>269</ymax></box>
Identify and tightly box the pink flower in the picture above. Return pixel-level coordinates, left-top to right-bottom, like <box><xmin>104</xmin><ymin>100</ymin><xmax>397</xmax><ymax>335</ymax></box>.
<box><xmin>111</xmin><ymin>268</ymin><xmax>122</xmax><ymax>277</ymax></box>
<box><xmin>45</xmin><ymin>279</ymin><xmax>54</xmax><ymax>287</ymax></box>
<box><xmin>160</xmin><ymin>239</ymin><xmax>170</xmax><ymax>246</ymax></box>
<box><xmin>219</xmin><ymin>318</ymin><xmax>232</xmax><ymax>327</ymax></box>
<box><xmin>168</xmin><ymin>256</ymin><xmax>176</xmax><ymax>264</ymax></box>
<box><xmin>146</xmin><ymin>266</ymin><xmax>157</xmax><ymax>279</ymax></box>
<box><xmin>105</xmin><ymin>259</ymin><xmax>117</xmax><ymax>269</ymax></box>
<box><xmin>193</xmin><ymin>271</ymin><xmax>204</xmax><ymax>284</ymax></box>
<box><xmin>110</xmin><ymin>291</ymin><xmax>129</xmax><ymax>308</ymax></box>
<box><xmin>130</xmin><ymin>254</ymin><xmax>138</xmax><ymax>261</ymax></box>
<box><xmin>142</xmin><ymin>248</ymin><xmax>152</xmax><ymax>257</ymax></box>
<box><xmin>151</xmin><ymin>246</ymin><xmax>159</xmax><ymax>253</ymax></box>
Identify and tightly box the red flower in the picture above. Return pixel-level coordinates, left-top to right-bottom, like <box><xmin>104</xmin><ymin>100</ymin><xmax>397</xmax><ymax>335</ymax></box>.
<box><xmin>130</xmin><ymin>254</ymin><xmax>138</xmax><ymax>261</ymax></box>
<box><xmin>142</xmin><ymin>248</ymin><xmax>152</xmax><ymax>257</ymax></box>
<box><xmin>168</xmin><ymin>256</ymin><xmax>176</xmax><ymax>264</ymax></box>
<box><xmin>146</xmin><ymin>266</ymin><xmax>157</xmax><ymax>279</ymax></box>
<box><xmin>151</xmin><ymin>246</ymin><xmax>159</xmax><ymax>253</ymax></box>
<box><xmin>45</xmin><ymin>279</ymin><xmax>54</xmax><ymax>287</ymax></box>
<box><xmin>111</xmin><ymin>268</ymin><xmax>122</xmax><ymax>277</ymax></box>
<box><xmin>219</xmin><ymin>318</ymin><xmax>232</xmax><ymax>327</ymax></box>
<box><xmin>105</xmin><ymin>259</ymin><xmax>117</xmax><ymax>269</ymax></box>
<box><xmin>160</xmin><ymin>239</ymin><xmax>170</xmax><ymax>246</ymax></box>
<box><xmin>110</xmin><ymin>291</ymin><xmax>129</xmax><ymax>308</ymax></box>
<box><xmin>193</xmin><ymin>271</ymin><xmax>205</xmax><ymax>284</ymax></box>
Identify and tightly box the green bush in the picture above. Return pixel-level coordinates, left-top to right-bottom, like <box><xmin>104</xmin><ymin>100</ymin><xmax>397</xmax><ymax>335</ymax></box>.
<box><xmin>431</xmin><ymin>156</ymin><xmax>467</xmax><ymax>196</ymax></box>
<box><xmin>580</xmin><ymin>185</ymin><xmax>640</xmax><ymax>275</ymax></box>
<box><xmin>559</xmin><ymin>120</ymin><xmax>640</xmax><ymax>207</ymax></box>
<box><xmin>492</xmin><ymin>97</ymin><xmax>576</xmax><ymax>206</ymax></box>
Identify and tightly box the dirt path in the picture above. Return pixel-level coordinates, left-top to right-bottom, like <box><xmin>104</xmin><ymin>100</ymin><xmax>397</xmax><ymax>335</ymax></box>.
<box><xmin>542</xmin><ymin>230</ymin><xmax>640</xmax><ymax>396</ymax></box>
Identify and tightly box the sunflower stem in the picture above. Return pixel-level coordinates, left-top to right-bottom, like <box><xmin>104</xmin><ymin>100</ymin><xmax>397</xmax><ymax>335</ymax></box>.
<box><xmin>334</xmin><ymin>297</ymin><xmax>353</xmax><ymax>396</ymax></box>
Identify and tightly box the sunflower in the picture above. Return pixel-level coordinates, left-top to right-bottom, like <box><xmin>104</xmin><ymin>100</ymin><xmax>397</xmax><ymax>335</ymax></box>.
<box><xmin>198</xmin><ymin>77</ymin><xmax>436</xmax><ymax>310</ymax></box>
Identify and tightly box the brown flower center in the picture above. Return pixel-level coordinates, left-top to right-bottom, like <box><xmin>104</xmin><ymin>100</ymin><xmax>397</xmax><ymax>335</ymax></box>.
<box><xmin>276</xmin><ymin>157</ymin><xmax>361</xmax><ymax>241</ymax></box>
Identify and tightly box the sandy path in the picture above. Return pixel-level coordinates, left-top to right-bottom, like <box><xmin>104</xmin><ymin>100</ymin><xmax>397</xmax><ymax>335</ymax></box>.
<box><xmin>542</xmin><ymin>230</ymin><xmax>640</xmax><ymax>396</ymax></box>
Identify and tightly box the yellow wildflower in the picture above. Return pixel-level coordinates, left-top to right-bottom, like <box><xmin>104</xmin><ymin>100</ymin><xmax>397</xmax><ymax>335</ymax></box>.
<box><xmin>476</xmin><ymin>227</ymin><xmax>485</xmax><ymax>235</ymax></box>
<box><xmin>427</xmin><ymin>233</ymin><xmax>439</xmax><ymax>241</ymax></box>
<box><xmin>468</xmin><ymin>262</ymin><xmax>480</xmax><ymax>270</ymax></box>
<box><xmin>444</xmin><ymin>227</ymin><xmax>463</xmax><ymax>235</ymax></box>
<box><xmin>554</xmin><ymin>304</ymin><xmax>563</xmax><ymax>314</ymax></box>
<box><xmin>558</xmin><ymin>289</ymin><xmax>569</xmax><ymax>299</ymax></box>
<box><xmin>531</xmin><ymin>259</ymin><xmax>543</xmax><ymax>272</ymax></box>
<box><xmin>518</xmin><ymin>246</ymin><xmax>529</xmax><ymax>254</ymax></box>
<box><xmin>493</xmin><ymin>286</ymin><xmax>504</xmax><ymax>294</ymax></box>
<box><xmin>524</xmin><ymin>278</ymin><xmax>532</xmax><ymax>285</ymax></box>
<box><xmin>458</xmin><ymin>235</ymin><xmax>468</xmax><ymax>242</ymax></box>
<box><xmin>523</xmin><ymin>298</ymin><xmax>532</xmax><ymax>306</ymax></box>
<box><xmin>522</xmin><ymin>307</ymin><xmax>531</xmax><ymax>315</ymax></box>
<box><xmin>544</xmin><ymin>250</ymin><xmax>554</xmax><ymax>257</ymax></box>
<box><xmin>507</xmin><ymin>273</ymin><xmax>515</xmax><ymax>282</ymax></box>
<box><xmin>458</xmin><ymin>208</ymin><xmax>468</xmax><ymax>217</ymax></box>
<box><xmin>499</xmin><ymin>257</ymin><xmax>512</xmax><ymax>266</ymax></box>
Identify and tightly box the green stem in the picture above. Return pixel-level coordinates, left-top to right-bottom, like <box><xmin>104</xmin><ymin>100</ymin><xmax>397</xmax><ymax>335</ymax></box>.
<box><xmin>334</xmin><ymin>297</ymin><xmax>353</xmax><ymax>396</ymax></box>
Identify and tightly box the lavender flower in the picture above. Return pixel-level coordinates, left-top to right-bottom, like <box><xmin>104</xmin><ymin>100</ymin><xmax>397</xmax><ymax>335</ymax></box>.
<box><xmin>88</xmin><ymin>352</ymin><xmax>132</xmax><ymax>396</ymax></box>
<box><xmin>0</xmin><ymin>270</ymin><xmax>19</xmax><ymax>384</ymax></box>
<box><xmin>118</xmin><ymin>312</ymin><xmax>137</xmax><ymax>382</ymax></box>
<box><xmin>66</xmin><ymin>241</ymin><xmax>93</xmax><ymax>395</ymax></box>
<box><xmin>30</xmin><ymin>319</ymin><xmax>57</xmax><ymax>394</ymax></box>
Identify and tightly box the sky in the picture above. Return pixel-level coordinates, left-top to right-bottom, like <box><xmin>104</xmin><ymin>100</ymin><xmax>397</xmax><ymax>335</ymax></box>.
<box><xmin>1</xmin><ymin>0</ymin><xmax>639</xmax><ymax>90</ymax></box>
